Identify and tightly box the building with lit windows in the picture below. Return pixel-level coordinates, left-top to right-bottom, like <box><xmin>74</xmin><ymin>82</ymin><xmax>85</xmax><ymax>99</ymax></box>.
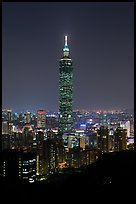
<box><xmin>2</xmin><ymin>109</ymin><xmax>12</xmax><ymax>135</ymax></box>
<box><xmin>37</xmin><ymin>110</ymin><xmax>46</xmax><ymax>129</ymax></box>
<box><xmin>85</xmin><ymin>131</ymin><xmax>98</xmax><ymax>150</ymax></box>
<box><xmin>59</xmin><ymin>36</ymin><xmax>73</xmax><ymax>133</ymax></box>
<box><xmin>32</xmin><ymin>130</ymin><xmax>46</xmax><ymax>176</ymax></box>
<box><xmin>2</xmin><ymin>109</ymin><xmax>12</xmax><ymax>122</ymax></box>
<box><xmin>24</xmin><ymin>111</ymin><xmax>31</xmax><ymax>124</ymax></box>
<box><xmin>97</xmin><ymin>126</ymin><xmax>109</xmax><ymax>153</ymax></box>
<box><xmin>114</xmin><ymin>127</ymin><xmax>127</xmax><ymax>152</ymax></box>
<box><xmin>120</xmin><ymin>120</ymin><xmax>130</xmax><ymax>138</ymax></box>
<box><xmin>42</xmin><ymin>137</ymin><xmax>65</xmax><ymax>174</ymax></box>
<box><xmin>2</xmin><ymin>149</ymin><xmax>36</xmax><ymax>184</ymax></box>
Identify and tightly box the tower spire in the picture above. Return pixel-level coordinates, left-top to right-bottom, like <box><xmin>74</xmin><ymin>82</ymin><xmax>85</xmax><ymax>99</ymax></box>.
<box><xmin>63</xmin><ymin>35</ymin><xmax>69</xmax><ymax>57</ymax></box>
<box><xmin>65</xmin><ymin>35</ymin><xmax>68</xmax><ymax>46</ymax></box>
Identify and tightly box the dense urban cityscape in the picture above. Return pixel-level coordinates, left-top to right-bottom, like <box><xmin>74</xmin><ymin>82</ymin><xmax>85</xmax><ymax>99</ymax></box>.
<box><xmin>2</xmin><ymin>37</ymin><xmax>134</xmax><ymax>188</ymax></box>
<box><xmin>1</xmin><ymin>107</ymin><xmax>134</xmax><ymax>198</ymax></box>
<box><xmin>2</xmin><ymin>2</ymin><xmax>134</xmax><ymax>202</ymax></box>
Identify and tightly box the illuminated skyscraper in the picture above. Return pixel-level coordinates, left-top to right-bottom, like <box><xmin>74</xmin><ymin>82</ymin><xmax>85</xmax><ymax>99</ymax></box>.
<box><xmin>114</xmin><ymin>127</ymin><xmax>127</xmax><ymax>152</ymax></box>
<box><xmin>2</xmin><ymin>109</ymin><xmax>12</xmax><ymax>135</ymax></box>
<box><xmin>37</xmin><ymin>110</ymin><xmax>46</xmax><ymax>129</ymax></box>
<box><xmin>120</xmin><ymin>121</ymin><xmax>130</xmax><ymax>138</ymax></box>
<box><xmin>2</xmin><ymin>109</ymin><xmax>12</xmax><ymax>122</ymax></box>
<box><xmin>97</xmin><ymin>126</ymin><xmax>109</xmax><ymax>153</ymax></box>
<box><xmin>59</xmin><ymin>36</ymin><xmax>73</xmax><ymax>133</ymax></box>
<box><xmin>2</xmin><ymin>149</ymin><xmax>36</xmax><ymax>183</ymax></box>
<box><xmin>24</xmin><ymin>111</ymin><xmax>31</xmax><ymax>124</ymax></box>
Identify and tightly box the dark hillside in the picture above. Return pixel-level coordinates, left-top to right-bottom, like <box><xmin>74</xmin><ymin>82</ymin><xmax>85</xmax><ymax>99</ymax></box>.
<box><xmin>2</xmin><ymin>150</ymin><xmax>134</xmax><ymax>202</ymax></box>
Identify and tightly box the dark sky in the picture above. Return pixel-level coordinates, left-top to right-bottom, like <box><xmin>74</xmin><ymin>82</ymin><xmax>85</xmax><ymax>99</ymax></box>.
<box><xmin>2</xmin><ymin>2</ymin><xmax>134</xmax><ymax>113</ymax></box>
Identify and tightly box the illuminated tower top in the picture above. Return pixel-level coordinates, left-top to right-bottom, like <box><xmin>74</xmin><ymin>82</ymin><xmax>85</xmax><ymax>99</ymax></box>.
<box><xmin>63</xmin><ymin>35</ymin><xmax>69</xmax><ymax>57</ymax></box>
<box><xmin>65</xmin><ymin>35</ymin><xmax>68</xmax><ymax>46</ymax></box>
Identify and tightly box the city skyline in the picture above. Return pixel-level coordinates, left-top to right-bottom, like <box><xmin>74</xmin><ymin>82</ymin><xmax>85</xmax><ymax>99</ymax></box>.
<box><xmin>2</xmin><ymin>2</ymin><xmax>134</xmax><ymax>113</ymax></box>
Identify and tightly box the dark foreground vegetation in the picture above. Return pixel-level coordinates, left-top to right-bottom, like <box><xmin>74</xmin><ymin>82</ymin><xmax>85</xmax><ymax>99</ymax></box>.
<box><xmin>1</xmin><ymin>150</ymin><xmax>134</xmax><ymax>203</ymax></box>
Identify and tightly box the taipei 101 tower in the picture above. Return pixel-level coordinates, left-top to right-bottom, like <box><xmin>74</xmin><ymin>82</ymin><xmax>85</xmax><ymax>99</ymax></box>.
<box><xmin>59</xmin><ymin>36</ymin><xmax>73</xmax><ymax>134</ymax></box>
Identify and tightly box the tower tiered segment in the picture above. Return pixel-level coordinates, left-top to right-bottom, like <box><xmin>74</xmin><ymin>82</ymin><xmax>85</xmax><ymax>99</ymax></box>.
<box><xmin>59</xmin><ymin>36</ymin><xmax>73</xmax><ymax>133</ymax></box>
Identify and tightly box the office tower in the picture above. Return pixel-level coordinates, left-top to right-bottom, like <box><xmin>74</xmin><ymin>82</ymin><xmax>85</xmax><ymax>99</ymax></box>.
<box><xmin>120</xmin><ymin>121</ymin><xmax>130</xmax><ymax>138</ymax></box>
<box><xmin>2</xmin><ymin>149</ymin><xmax>36</xmax><ymax>183</ymax></box>
<box><xmin>21</xmin><ymin>152</ymin><xmax>36</xmax><ymax>183</ymax></box>
<box><xmin>59</xmin><ymin>36</ymin><xmax>73</xmax><ymax>133</ymax></box>
<box><xmin>86</xmin><ymin>131</ymin><xmax>98</xmax><ymax>150</ymax></box>
<box><xmin>67</xmin><ymin>135</ymin><xmax>79</xmax><ymax>149</ymax></box>
<box><xmin>2</xmin><ymin>109</ymin><xmax>12</xmax><ymax>135</ymax></box>
<box><xmin>2</xmin><ymin>122</ymin><xmax>9</xmax><ymax>135</ymax></box>
<box><xmin>37</xmin><ymin>110</ymin><xmax>46</xmax><ymax>129</ymax></box>
<box><xmin>79</xmin><ymin>136</ymin><xmax>86</xmax><ymax>150</ymax></box>
<box><xmin>109</xmin><ymin>128</ymin><xmax>114</xmax><ymax>152</ymax></box>
<box><xmin>101</xmin><ymin>114</ymin><xmax>108</xmax><ymax>125</ymax></box>
<box><xmin>31</xmin><ymin>113</ymin><xmax>37</xmax><ymax>127</ymax></box>
<box><xmin>43</xmin><ymin>137</ymin><xmax>65</xmax><ymax>173</ymax></box>
<box><xmin>114</xmin><ymin>127</ymin><xmax>127</xmax><ymax>152</ymax></box>
<box><xmin>85</xmin><ymin>148</ymin><xmax>96</xmax><ymax>165</ymax></box>
<box><xmin>2</xmin><ymin>109</ymin><xmax>12</xmax><ymax>122</ymax></box>
<box><xmin>24</xmin><ymin>111</ymin><xmax>31</xmax><ymax>124</ymax></box>
<box><xmin>97</xmin><ymin>126</ymin><xmax>109</xmax><ymax>153</ymax></box>
<box><xmin>19</xmin><ymin>112</ymin><xmax>23</xmax><ymax>123</ymax></box>
<box><xmin>32</xmin><ymin>131</ymin><xmax>46</xmax><ymax>176</ymax></box>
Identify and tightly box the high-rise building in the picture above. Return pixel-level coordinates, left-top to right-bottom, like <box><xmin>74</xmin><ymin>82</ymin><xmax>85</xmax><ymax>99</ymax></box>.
<box><xmin>2</xmin><ymin>109</ymin><xmax>12</xmax><ymax>135</ymax></box>
<box><xmin>37</xmin><ymin>110</ymin><xmax>46</xmax><ymax>129</ymax></box>
<box><xmin>59</xmin><ymin>36</ymin><xmax>73</xmax><ymax>133</ymax></box>
<box><xmin>114</xmin><ymin>127</ymin><xmax>127</xmax><ymax>152</ymax></box>
<box><xmin>24</xmin><ymin>111</ymin><xmax>31</xmax><ymax>124</ymax></box>
<box><xmin>2</xmin><ymin>122</ymin><xmax>9</xmax><ymax>135</ymax></box>
<box><xmin>18</xmin><ymin>112</ymin><xmax>23</xmax><ymax>123</ymax></box>
<box><xmin>43</xmin><ymin>137</ymin><xmax>65</xmax><ymax>173</ymax></box>
<box><xmin>97</xmin><ymin>126</ymin><xmax>109</xmax><ymax>153</ymax></box>
<box><xmin>32</xmin><ymin>130</ymin><xmax>45</xmax><ymax>176</ymax></box>
<box><xmin>2</xmin><ymin>149</ymin><xmax>36</xmax><ymax>184</ymax></box>
<box><xmin>120</xmin><ymin>121</ymin><xmax>130</xmax><ymax>138</ymax></box>
<box><xmin>2</xmin><ymin>109</ymin><xmax>12</xmax><ymax>122</ymax></box>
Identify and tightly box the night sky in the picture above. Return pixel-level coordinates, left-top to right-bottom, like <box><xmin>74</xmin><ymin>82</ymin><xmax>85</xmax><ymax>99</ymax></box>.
<box><xmin>2</xmin><ymin>2</ymin><xmax>134</xmax><ymax>113</ymax></box>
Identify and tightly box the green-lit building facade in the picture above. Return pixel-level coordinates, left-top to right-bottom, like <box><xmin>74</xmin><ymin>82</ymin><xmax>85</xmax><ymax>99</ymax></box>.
<box><xmin>59</xmin><ymin>36</ymin><xmax>73</xmax><ymax>133</ymax></box>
